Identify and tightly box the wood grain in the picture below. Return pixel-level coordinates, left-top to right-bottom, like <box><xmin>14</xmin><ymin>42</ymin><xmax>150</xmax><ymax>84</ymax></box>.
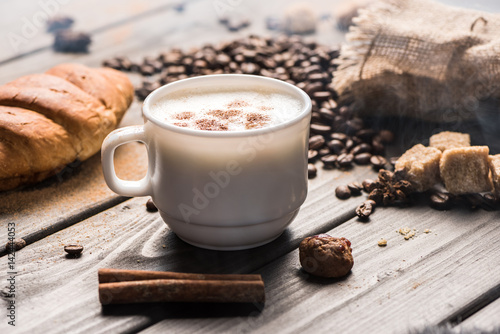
<box><xmin>1</xmin><ymin>0</ymin><xmax>500</xmax><ymax>332</ymax></box>
<box><xmin>0</xmin><ymin>0</ymin><xmax>186</xmax><ymax>63</ymax></box>
<box><xmin>0</xmin><ymin>165</ymin><xmax>377</xmax><ymax>333</ymax></box>
<box><xmin>456</xmin><ymin>296</ymin><xmax>500</xmax><ymax>333</ymax></box>
<box><xmin>142</xmin><ymin>206</ymin><xmax>500</xmax><ymax>334</ymax></box>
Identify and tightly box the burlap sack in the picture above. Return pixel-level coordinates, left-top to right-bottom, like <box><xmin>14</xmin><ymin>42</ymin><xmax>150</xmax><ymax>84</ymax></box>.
<box><xmin>333</xmin><ymin>0</ymin><xmax>500</xmax><ymax>123</ymax></box>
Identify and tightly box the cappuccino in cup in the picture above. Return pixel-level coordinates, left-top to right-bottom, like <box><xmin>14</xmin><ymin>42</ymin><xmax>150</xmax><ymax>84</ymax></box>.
<box><xmin>150</xmin><ymin>86</ymin><xmax>304</xmax><ymax>131</ymax></box>
<box><xmin>102</xmin><ymin>75</ymin><xmax>311</xmax><ymax>250</ymax></box>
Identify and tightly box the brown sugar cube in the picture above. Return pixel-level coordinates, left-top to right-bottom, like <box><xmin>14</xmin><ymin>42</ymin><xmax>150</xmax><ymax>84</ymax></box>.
<box><xmin>395</xmin><ymin>144</ymin><xmax>441</xmax><ymax>192</ymax></box>
<box><xmin>489</xmin><ymin>154</ymin><xmax>500</xmax><ymax>196</ymax></box>
<box><xmin>440</xmin><ymin>146</ymin><xmax>493</xmax><ymax>194</ymax></box>
<box><xmin>429</xmin><ymin>131</ymin><xmax>470</xmax><ymax>152</ymax></box>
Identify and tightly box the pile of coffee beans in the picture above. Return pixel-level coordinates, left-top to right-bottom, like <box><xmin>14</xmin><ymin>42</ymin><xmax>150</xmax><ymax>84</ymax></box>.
<box><xmin>103</xmin><ymin>35</ymin><xmax>394</xmax><ymax>177</ymax></box>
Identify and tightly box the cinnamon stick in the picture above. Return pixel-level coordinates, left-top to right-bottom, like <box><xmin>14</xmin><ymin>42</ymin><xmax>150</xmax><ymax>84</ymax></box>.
<box><xmin>98</xmin><ymin>268</ymin><xmax>262</xmax><ymax>283</ymax></box>
<box><xmin>98</xmin><ymin>279</ymin><xmax>265</xmax><ymax>304</ymax></box>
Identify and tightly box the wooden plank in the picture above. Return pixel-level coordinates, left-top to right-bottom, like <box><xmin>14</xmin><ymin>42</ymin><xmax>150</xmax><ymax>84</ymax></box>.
<box><xmin>455</xmin><ymin>297</ymin><xmax>500</xmax><ymax>333</ymax></box>
<box><xmin>0</xmin><ymin>165</ymin><xmax>377</xmax><ymax>333</ymax></box>
<box><xmin>142</xmin><ymin>205</ymin><xmax>500</xmax><ymax>333</ymax></box>
<box><xmin>0</xmin><ymin>0</ymin><xmax>184</xmax><ymax>62</ymax></box>
<box><xmin>0</xmin><ymin>142</ymin><xmax>148</xmax><ymax>253</ymax></box>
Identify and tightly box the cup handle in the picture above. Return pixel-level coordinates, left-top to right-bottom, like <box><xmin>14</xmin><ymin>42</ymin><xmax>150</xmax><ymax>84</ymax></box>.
<box><xmin>101</xmin><ymin>125</ymin><xmax>152</xmax><ymax>197</ymax></box>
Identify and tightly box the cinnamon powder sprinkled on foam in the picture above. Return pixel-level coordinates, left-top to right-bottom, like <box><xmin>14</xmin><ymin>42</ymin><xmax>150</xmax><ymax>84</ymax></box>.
<box><xmin>227</xmin><ymin>100</ymin><xmax>249</xmax><ymax>108</ymax></box>
<box><xmin>174</xmin><ymin>111</ymin><xmax>195</xmax><ymax>120</ymax></box>
<box><xmin>172</xmin><ymin>122</ymin><xmax>189</xmax><ymax>127</ymax></box>
<box><xmin>207</xmin><ymin>109</ymin><xmax>242</xmax><ymax>119</ymax></box>
<box><xmin>195</xmin><ymin>119</ymin><xmax>229</xmax><ymax>131</ymax></box>
<box><xmin>245</xmin><ymin>113</ymin><xmax>270</xmax><ymax>129</ymax></box>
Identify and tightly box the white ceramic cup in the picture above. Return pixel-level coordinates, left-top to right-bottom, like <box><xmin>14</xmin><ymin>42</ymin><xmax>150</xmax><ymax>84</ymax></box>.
<box><xmin>101</xmin><ymin>74</ymin><xmax>311</xmax><ymax>250</ymax></box>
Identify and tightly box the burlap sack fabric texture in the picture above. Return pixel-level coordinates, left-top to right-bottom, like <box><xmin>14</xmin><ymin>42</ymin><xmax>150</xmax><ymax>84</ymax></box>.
<box><xmin>333</xmin><ymin>0</ymin><xmax>500</xmax><ymax>123</ymax></box>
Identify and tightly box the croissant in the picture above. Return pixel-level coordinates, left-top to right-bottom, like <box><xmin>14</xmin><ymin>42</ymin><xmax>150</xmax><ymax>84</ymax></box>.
<box><xmin>0</xmin><ymin>63</ymin><xmax>134</xmax><ymax>191</ymax></box>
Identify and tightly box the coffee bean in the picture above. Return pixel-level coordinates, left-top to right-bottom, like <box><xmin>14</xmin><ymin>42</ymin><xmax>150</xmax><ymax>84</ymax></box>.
<box><xmin>481</xmin><ymin>193</ymin><xmax>498</xmax><ymax>211</ymax></box>
<box><xmin>429</xmin><ymin>192</ymin><xmax>453</xmax><ymax>210</ymax></box>
<box><xmin>335</xmin><ymin>185</ymin><xmax>351</xmax><ymax>199</ymax></box>
<box><xmin>304</xmin><ymin>82</ymin><xmax>324</xmax><ymax>96</ymax></box>
<box><xmin>140</xmin><ymin>64</ymin><xmax>155</xmax><ymax>76</ymax></box>
<box><xmin>146</xmin><ymin>198</ymin><xmax>158</xmax><ymax>212</ymax></box>
<box><xmin>311</xmin><ymin>111</ymin><xmax>322</xmax><ymax>123</ymax></box>
<box><xmin>310</xmin><ymin>123</ymin><xmax>332</xmax><ymax>135</ymax></box>
<box><xmin>321</xmin><ymin>154</ymin><xmax>337</xmax><ymax>168</ymax></box>
<box><xmin>319</xmin><ymin>108</ymin><xmax>336</xmax><ymax>122</ymax></box>
<box><xmin>327</xmin><ymin>139</ymin><xmax>345</xmax><ymax>154</ymax></box>
<box><xmin>322</xmin><ymin>99</ymin><xmax>338</xmax><ymax>110</ymax></box>
<box><xmin>5</xmin><ymin>238</ymin><xmax>26</xmax><ymax>253</ymax></box>
<box><xmin>103</xmin><ymin>58</ymin><xmax>122</xmax><ymax>70</ymax></box>
<box><xmin>308</xmin><ymin>150</ymin><xmax>319</xmax><ymax>162</ymax></box>
<box><xmin>362</xmin><ymin>179</ymin><xmax>377</xmax><ymax>193</ymax></box>
<box><xmin>371</xmin><ymin>139</ymin><xmax>385</xmax><ymax>154</ymax></box>
<box><xmin>346</xmin><ymin>118</ymin><xmax>364</xmax><ymax>135</ymax></box>
<box><xmin>308</xmin><ymin>163</ymin><xmax>317</xmax><ymax>179</ymax></box>
<box><xmin>64</xmin><ymin>244</ymin><xmax>83</xmax><ymax>256</ymax></box>
<box><xmin>354</xmin><ymin>152</ymin><xmax>372</xmax><ymax>165</ymax></box>
<box><xmin>345</xmin><ymin>138</ymin><xmax>354</xmax><ymax>151</ymax></box>
<box><xmin>355</xmin><ymin>129</ymin><xmax>376</xmax><ymax>141</ymax></box>
<box><xmin>370</xmin><ymin>155</ymin><xmax>387</xmax><ymax>170</ymax></box>
<box><xmin>350</xmin><ymin>143</ymin><xmax>371</xmax><ymax>156</ymax></box>
<box><xmin>347</xmin><ymin>182</ymin><xmax>363</xmax><ymax>196</ymax></box>
<box><xmin>356</xmin><ymin>200</ymin><xmax>375</xmax><ymax>219</ymax></box>
<box><xmin>318</xmin><ymin>147</ymin><xmax>331</xmax><ymax>156</ymax></box>
<box><xmin>312</xmin><ymin>91</ymin><xmax>331</xmax><ymax>102</ymax></box>
<box><xmin>368</xmin><ymin>188</ymin><xmax>384</xmax><ymax>204</ymax></box>
<box><xmin>241</xmin><ymin>62</ymin><xmax>259</xmax><ymax>74</ymax></box>
<box><xmin>337</xmin><ymin>153</ymin><xmax>354</xmax><ymax>169</ymax></box>
<box><xmin>330</xmin><ymin>133</ymin><xmax>347</xmax><ymax>143</ymax></box>
<box><xmin>309</xmin><ymin>135</ymin><xmax>326</xmax><ymax>150</ymax></box>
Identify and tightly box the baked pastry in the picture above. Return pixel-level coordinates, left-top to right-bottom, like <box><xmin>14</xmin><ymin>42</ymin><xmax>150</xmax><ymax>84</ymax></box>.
<box><xmin>0</xmin><ymin>63</ymin><xmax>133</xmax><ymax>191</ymax></box>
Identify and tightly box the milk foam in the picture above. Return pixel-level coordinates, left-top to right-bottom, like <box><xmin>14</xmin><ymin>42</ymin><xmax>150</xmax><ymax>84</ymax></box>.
<box><xmin>151</xmin><ymin>86</ymin><xmax>303</xmax><ymax>131</ymax></box>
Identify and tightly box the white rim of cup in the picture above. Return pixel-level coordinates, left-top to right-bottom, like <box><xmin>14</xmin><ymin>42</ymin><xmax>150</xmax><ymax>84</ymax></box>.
<box><xmin>142</xmin><ymin>74</ymin><xmax>312</xmax><ymax>138</ymax></box>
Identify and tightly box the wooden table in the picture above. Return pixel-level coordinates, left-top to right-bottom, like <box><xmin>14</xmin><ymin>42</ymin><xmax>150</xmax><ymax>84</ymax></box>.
<box><xmin>1</xmin><ymin>1</ymin><xmax>500</xmax><ymax>333</ymax></box>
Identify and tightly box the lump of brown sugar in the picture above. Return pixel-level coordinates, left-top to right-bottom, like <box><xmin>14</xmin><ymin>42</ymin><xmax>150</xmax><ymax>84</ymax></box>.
<box><xmin>489</xmin><ymin>154</ymin><xmax>500</xmax><ymax>196</ymax></box>
<box><xmin>395</xmin><ymin>144</ymin><xmax>441</xmax><ymax>191</ymax></box>
<box><xmin>440</xmin><ymin>146</ymin><xmax>493</xmax><ymax>194</ymax></box>
<box><xmin>429</xmin><ymin>131</ymin><xmax>470</xmax><ymax>152</ymax></box>
<box><xmin>299</xmin><ymin>234</ymin><xmax>353</xmax><ymax>278</ymax></box>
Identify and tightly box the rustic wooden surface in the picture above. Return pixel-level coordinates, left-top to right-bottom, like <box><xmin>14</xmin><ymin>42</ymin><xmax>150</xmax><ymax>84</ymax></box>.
<box><xmin>0</xmin><ymin>0</ymin><xmax>499</xmax><ymax>333</ymax></box>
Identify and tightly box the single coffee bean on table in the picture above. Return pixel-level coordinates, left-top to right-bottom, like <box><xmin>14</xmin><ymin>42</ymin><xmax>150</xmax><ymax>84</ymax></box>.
<box><xmin>308</xmin><ymin>163</ymin><xmax>317</xmax><ymax>179</ymax></box>
<box><xmin>370</xmin><ymin>155</ymin><xmax>387</xmax><ymax>170</ymax></box>
<box><xmin>347</xmin><ymin>182</ymin><xmax>363</xmax><ymax>196</ymax></box>
<box><xmin>356</xmin><ymin>200</ymin><xmax>375</xmax><ymax>219</ymax></box>
<box><xmin>64</xmin><ymin>244</ymin><xmax>84</xmax><ymax>256</ymax></box>
<box><xmin>429</xmin><ymin>191</ymin><xmax>454</xmax><ymax>210</ymax></box>
<box><xmin>146</xmin><ymin>198</ymin><xmax>158</xmax><ymax>212</ymax></box>
<box><xmin>308</xmin><ymin>135</ymin><xmax>325</xmax><ymax>150</ymax></box>
<box><xmin>335</xmin><ymin>185</ymin><xmax>351</xmax><ymax>199</ymax></box>
<box><xmin>354</xmin><ymin>152</ymin><xmax>372</xmax><ymax>165</ymax></box>
<box><xmin>321</xmin><ymin>154</ymin><xmax>338</xmax><ymax>168</ymax></box>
